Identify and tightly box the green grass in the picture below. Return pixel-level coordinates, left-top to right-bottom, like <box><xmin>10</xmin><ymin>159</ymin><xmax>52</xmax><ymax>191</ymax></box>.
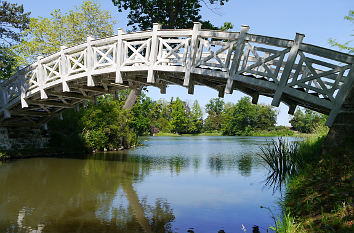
<box><xmin>277</xmin><ymin>136</ymin><xmax>353</xmax><ymax>232</ymax></box>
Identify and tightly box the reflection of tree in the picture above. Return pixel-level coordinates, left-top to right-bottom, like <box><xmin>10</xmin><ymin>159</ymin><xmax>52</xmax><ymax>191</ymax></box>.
<box><xmin>208</xmin><ymin>153</ymin><xmax>256</xmax><ymax>176</ymax></box>
<box><xmin>0</xmin><ymin>154</ymin><xmax>179</xmax><ymax>232</ymax></box>
<box><xmin>236</xmin><ymin>154</ymin><xmax>252</xmax><ymax>177</ymax></box>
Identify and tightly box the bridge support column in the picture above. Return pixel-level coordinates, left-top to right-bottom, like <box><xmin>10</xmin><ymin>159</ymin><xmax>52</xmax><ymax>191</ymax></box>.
<box><xmin>123</xmin><ymin>88</ymin><xmax>142</xmax><ymax>110</ymax></box>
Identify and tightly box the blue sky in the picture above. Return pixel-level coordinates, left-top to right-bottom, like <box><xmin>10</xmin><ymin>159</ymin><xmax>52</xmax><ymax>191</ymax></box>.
<box><xmin>11</xmin><ymin>0</ymin><xmax>353</xmax><ymax>125</ymax></box>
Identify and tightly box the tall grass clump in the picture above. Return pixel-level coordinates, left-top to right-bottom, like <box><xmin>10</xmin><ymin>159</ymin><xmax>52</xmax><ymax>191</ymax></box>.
<box><xmin>269</xmin><ymin>213</ymin><xmax>305</xmax><ymax>233</ymax></box>
<box><xmin>259</xmin><ymin>138</ymin><xmax>300</xmax><ymax>190</ymax></box>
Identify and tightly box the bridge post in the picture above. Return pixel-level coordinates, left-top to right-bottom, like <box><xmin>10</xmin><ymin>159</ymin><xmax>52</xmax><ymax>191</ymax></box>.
<box><xmin>37</xmin><ymin>56</ymin><xmax>48</xmax><ymax>99</ymax></box>
<box><xmin>116</xmin><ymin>28</ymin><xmax>125</xmax><ymax>84</ymax></box>
<box><xmin>147</xmin><ymin>23</ymin><xmax>162</xmax><ymax>83</ymax></box>
<box><xmin>226</xmin><ymin>25</ymin><xmax>250</xmax><ymax>94</ymax></box>
<box><xmin>271</xmin><ymin>33</ymin><xmax>304</xmax><ymax>107</ymax></box>
<box><xmin>184</xmin><ymin>22</ymin><xmax>202</xmax><ymax>87</ymax></box>
<box><xmin>60</xmin><ymin>46</ymin><xmax>70</xmax><ymax>92</ymax></box>
<box><xmin>86</xmin><ymin>36</ymin><xmax>95</xmax><ymax>86</ymax></box>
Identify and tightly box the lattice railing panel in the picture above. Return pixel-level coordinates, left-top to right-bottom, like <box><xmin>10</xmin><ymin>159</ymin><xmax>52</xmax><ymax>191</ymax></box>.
<box><xmin>237</xmin><ymin>42</ymin><xmax>291</xmax><ymax>84</ymax></box>
<box><xmin>43</xmin><ymin>57</ymin><xmax>61</xmax><ymax>84</ymax></box>
<box><xmin>286</xmin><ymin>51</ymin><xmax>351</xmax><ymax>102</ymax></box>
<box><xmin>122</xmin><ymin>39</ymin><xmax>151</xmax><ymax>66</ymax></box>
<box><xmin>156</xmin><ymin>37</ymin><xmax>190</xmax><ymax>66</ymax></box>
<box><xmin>93</xmin><ymin>43</ymin><xmax>116</xmax><ymax>69</ymax></box>
<box><xmin>67</xmin><ymin>49</ymin><xmax>87</xmax><ymax>75</ymax></box>
<box><xmin>194</xmin><ymin>37</ymin><xmax>236</xmax><ymax>72</ymax></box>
<box><xmin>26</xmin><ymin>69</ymin><xmax>39</xmax><ymax>91</ymax></box>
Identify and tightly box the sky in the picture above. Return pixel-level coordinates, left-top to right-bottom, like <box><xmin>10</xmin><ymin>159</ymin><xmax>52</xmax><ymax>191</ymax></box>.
<box><xmin>11</xmin><ymin>0</ymin><xmax>353</xmax><ymax>125</ymax></box>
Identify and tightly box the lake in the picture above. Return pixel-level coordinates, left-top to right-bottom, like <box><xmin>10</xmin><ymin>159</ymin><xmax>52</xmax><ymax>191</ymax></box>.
<box><xmin>0</xmin><ymin>136</ymin><xmax>288</xmax><ymax>233</ymax></box>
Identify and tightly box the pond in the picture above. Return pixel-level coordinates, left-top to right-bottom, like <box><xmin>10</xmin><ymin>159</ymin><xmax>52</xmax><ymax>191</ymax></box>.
<box><xmin>0</xmin><ymin>136</ymin><xmax>289</xmax><ymax>233</ymax></box>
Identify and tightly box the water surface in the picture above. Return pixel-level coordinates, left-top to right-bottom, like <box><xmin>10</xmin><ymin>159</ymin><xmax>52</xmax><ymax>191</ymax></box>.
<box><xmin>0</xmin><ymin>136</ymin><xmax>285</xmax><ymax>232</ymax></box>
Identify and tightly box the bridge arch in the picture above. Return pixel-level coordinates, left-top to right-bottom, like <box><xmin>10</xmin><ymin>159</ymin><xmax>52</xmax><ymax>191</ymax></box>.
<box><xmin>0</xmin><ymin>22</ymin><xmax>353</xmax><ymax>129</ymax></box>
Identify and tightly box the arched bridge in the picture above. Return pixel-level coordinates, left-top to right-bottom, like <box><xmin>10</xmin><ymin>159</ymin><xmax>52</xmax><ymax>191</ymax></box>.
<box><xmin>1</xmin><ymin>23</ymin><xmax>354</xmax><ymax>129</ymax></box>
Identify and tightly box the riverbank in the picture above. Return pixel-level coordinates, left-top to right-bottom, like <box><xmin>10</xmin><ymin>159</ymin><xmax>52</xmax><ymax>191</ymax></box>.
<box><xmin>272</xmin><ymin>136</ymin><xmax>353</xmax><ymax>232</ymax></box>
<box><xmin>154</xmin><ymin>127</ymin><xmax>314</xmax><ymax>137</ymax></box>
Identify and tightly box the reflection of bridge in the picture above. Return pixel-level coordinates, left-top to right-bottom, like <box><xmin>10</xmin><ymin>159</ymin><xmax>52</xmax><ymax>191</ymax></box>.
<box><xmin>0</xmin><ymin>23</ymin><xmax>353</xmax><ymax>148</ymax></box>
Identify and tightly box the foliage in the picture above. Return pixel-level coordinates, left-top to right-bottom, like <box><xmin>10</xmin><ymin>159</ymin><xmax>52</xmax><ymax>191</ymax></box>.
<box><xmin>130</xmin><ymin>93</ymin><xmax>155</xmax><ymax>136</ymax></box>
<box><xmin>0</xmin><ymin>45</ymin><xmax>17</xmax><ymax>80</ymax></box>
<box><xmin>222</xmin><ymin>97</ymin><xmax>277</xmax><ymax>135</ymax></box>
<box><xmin>81</xmin><ymin>95</ymin><xmax>136</xmax><ymax>151</ymax></box>
<box><xmin>0</xmin><ymin>1</ymin><xmax>30</xmax><ymax>44</ymax></box>
<box><xmin>48</xmin><ymin>109</ymin><xmax>86</xmax><ymax>152</ymax></box>
<box><xmin>0</xmin><ymin>1</ymin><xmax>30</xmax><ymax>79</ymax></box>
<box><xmin>112</xmin><ymin>0</ymin><xmax>229</xmax><ymax>30</ymax></box>
<box><xmin>329</xmin><ymin>10</ymin><xmax>353</xmax><ymax>54</ymax></box>
<box><xmin>204</xmin><ymin>98</ymin><xmax>225</xmax><ymax>132</ymax></box>
<box><xmin>169</xmin><ymin>97</ymin><xmax>189</xmax><ymax>134</ymax></box>
<box><xmin>14</xmin><ymin>0</ymin><xmax>116</xmax><ymax>65</ymax></box>
<box><xmin>189</xmin><ymin>100</ymin><xmax>203</xmax><ymax>134</ymax></box>
<box><xmin>289</xmin><ymin>109</ymin><xmax>327</xmax><ymax>134</ymax></box>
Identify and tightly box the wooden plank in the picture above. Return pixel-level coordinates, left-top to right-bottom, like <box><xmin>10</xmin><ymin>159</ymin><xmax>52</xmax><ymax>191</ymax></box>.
<box><xmin>300</xmin><ymin>43</ymin><xmax>354</xmax><ymax>64</ymax></box>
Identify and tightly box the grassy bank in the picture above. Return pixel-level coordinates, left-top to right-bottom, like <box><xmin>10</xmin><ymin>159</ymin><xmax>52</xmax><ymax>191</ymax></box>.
<box><xmin>269</xmin><ymin>136</ymin><xmax>353</xmax><ymax>232</ymax></box>
<box><xmin>154</xmin><ymin>128</ymin><xmax>313</xmax><ymax>137</ymax></box>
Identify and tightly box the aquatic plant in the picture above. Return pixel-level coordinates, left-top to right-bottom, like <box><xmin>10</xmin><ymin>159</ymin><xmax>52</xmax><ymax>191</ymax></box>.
<box><xmin>259</xmin><ymin>137</ymin><xmax>300</xmax><ymax>191</ymax></box>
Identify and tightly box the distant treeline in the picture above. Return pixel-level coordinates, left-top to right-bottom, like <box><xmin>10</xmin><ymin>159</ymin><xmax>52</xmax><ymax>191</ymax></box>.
<box><xmin>48</xmin><ymin>90</ymin><xmax>327</xmax><ymax>152</ymax></box>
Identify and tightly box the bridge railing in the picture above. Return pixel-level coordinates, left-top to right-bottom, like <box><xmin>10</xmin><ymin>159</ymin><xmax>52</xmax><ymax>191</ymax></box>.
<box><xmin>1</xmin><ymin>23</ymin><xmax>353</xmax><ymax>126</ymax></box>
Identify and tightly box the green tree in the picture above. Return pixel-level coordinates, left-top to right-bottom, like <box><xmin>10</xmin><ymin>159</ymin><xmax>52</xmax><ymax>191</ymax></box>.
<box><xmin>189</xmin><ymin>100</ymin><xmax>203</xmax><ymax>134</ymax></box>
<box><xmin>130</xmin><ymin>93</ymin><xmax>155</xmax><ymax>136</ymax></box>
<box><xmin>290</xmin><ymin>109</ymin><xmax>327</xmax><ymax>133</ymax></box>
<box><xmin>0</xmin><ymin>1</ymin><xmax>30</xmax><ymax>43</ymax></box>
<box><xmin>170</xmin><ymin>97</ymin><xmax>188</xmax><ymax>134</ymax></box>
<box><xmin>112</xmin><ymin>0</ymin><xmax>229</xmax><ymax>30</ymax></box>
<box><xmin>204</xmin><ymin>98</ymin><xmax>225</xmax><ymax>131</ymax></box>
<box><xmin>81</xmin><ymin>95</ymin><xmax>136</xmax><ymax>150</ymax></box>
<box><xmin>329</xmin><ymin>10</ymin><xmax>353</xmax><ymax>54</ymax></box>
<box><xmin>14</xmin><ymin>0</ymin><xmax>116</xmax><ymax>64</ymax></box>
<box><xmin>0</xmin><ymin>1</ymin><xmax>30</xmax><ymax>79</ymax></box>
<box><xmin>221</xmin><ymin>97</ymin><xmax>277</xmax><ymax>135</ymax></box>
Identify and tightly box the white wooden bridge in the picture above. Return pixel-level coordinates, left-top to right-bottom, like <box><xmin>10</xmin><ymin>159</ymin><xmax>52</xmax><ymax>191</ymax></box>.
<box><xmin>1</xmin><ymin>23</ymin><xmax>354</xmax><ymax>129</ymax></box>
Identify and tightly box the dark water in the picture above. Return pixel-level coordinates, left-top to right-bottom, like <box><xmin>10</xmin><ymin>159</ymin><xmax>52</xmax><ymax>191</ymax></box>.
<box><xmin>0</xmin><ymin>136</ymin><xmax>286</xmax><ymax>233</ymax></box>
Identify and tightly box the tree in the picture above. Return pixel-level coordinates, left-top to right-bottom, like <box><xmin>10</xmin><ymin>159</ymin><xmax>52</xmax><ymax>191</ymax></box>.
<box><xmin>170</xmin><ymin>97</ymin><xmax>189</xmax><ymax>134</ymax></box>
<box><xmin>221</xmin><ymin>97</ymin><xmax>277</xmax><ymax>135</ymax></box>
<box><xmin>111</xmin><ymin>0</ymin><xmax>229</xmax><ymax>30</ymax></box>
<box><xmin>14</xmin><ymin>0</ymin><xmax>116</xmax><ymax>65</ymax></box>
<box><xmin>0</xmin><ymin>1</ymin><xmax>30</xmax><ymax>44</ymax></box>
<box><xmin>81</xmin><ymin>95</ymin><xmax>136</xmax><ymax>150</ymax></box>
<box><xmin>204</xmin><ymin>98</ymin><xmax>224</xmax><ymax>131</ymax></box>
<box><xmin>189</xmin><ymin>100</ymin><xmax>203</xmax><ymax>134</ymax></box>
<box><xmin>0</xmin><ymin>1</ymin><xmax>30</xmax><ymax>79</ymax></box>
<box><xmin>329</xmin><ymin>10</ymin><xmax>353</xmax><ymax>54</ymax></box>
<box><xmin>290</xmin><ymin>109</ymin><xmax>327</xmax><ymax>133</ymax></box>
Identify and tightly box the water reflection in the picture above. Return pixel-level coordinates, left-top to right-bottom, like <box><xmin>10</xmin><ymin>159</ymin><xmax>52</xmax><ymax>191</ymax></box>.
<box><xmin>0</xmin><ymin>156</ymin><xmax>176</xmax><ymax>233</ymax></box>
<box><xmin>0</xmin><ymin>136</ymin><xmax>286</xmax><ymax>232</ymax></box>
